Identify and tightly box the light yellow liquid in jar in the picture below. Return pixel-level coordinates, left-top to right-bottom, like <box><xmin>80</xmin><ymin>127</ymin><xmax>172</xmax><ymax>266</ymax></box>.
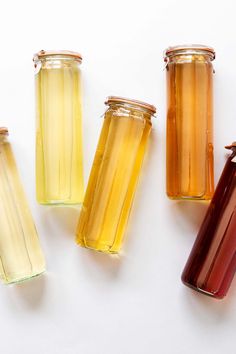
<box><xmin>35</xmin><ymin>57</ymin><xmax>84</xmax><ymax>204</ymax></box>
<box><xmin>0</xmin><ymin>134</ymin><xmax>45</xmax><ymax>284</ymax></box>
<box><xmin>76</xmin><ymin>106</ymin><xmax>152</xmax><ymax>254</ymax></box>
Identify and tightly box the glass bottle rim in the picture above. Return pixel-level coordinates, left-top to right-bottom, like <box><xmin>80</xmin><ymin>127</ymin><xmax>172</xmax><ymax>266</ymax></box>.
<box><xmin>105</xmin><ymin>96</ymin><xmax>156</xmax><ymax>115</ymax></box>
<box><xmin>33</xmin><ymin>50</ymin><xmax>82</xmax><ymax>63</ymax></box>
<box><xmin>164</xmin><ymin>44</ymin><xmax>215</xmax><ymax>61</ymax></box>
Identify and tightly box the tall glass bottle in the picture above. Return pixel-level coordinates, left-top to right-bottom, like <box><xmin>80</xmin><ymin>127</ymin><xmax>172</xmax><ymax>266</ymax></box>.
<box><xmin>33</xmin><ymin>50</ymin><xmax>84</xmax><ymax>205</ymax></box>
<box><xmin>76</xmin><ymin>96</ymin><xmax>156</xmax><ymax>254</ymax></box>
<box><xmin>0</xmin><ymin>128</ymin><xmax>45</xmax><ymax>284</ymax></box>
<box><xmin>182</xmin><ymin>143</ymin><xmax>236</xmax><ymax>299</ymax></box>
<box><xmin>164</xmin><ymin>45</ymin><xmax>215</xmax><ymax>200</ymax></box>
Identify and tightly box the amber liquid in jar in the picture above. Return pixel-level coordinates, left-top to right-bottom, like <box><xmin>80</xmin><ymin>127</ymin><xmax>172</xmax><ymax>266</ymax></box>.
<box><xmin>76</xmin><ymin>97</ymin><xmax>155</xmax><ymax>254</ymax></box>
<box><xmin>165</xmin><ymin>45</ymin><xmax>215</xmax><ymax>200</ymax></box>
<box><xmin>182</xmin><ymin>144</ymin><xmax>236</xmax><ymax>299</ymax></box>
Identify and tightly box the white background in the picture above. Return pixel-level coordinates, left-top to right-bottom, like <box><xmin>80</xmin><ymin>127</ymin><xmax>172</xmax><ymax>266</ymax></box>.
<box><xmin>0</xmin><ymin>0</ymin><xmax>235</xmax><ymax>353</ymax></box>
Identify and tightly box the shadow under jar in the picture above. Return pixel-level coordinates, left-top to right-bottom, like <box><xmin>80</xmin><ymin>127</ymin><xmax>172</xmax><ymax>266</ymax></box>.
<box><xmin>76</xmin><ymin>96</ymin><xmax>156</xmax><ymax>254</ymax></box>
<box><xmin>164</xmin><ymin>45</ymin><xmax>215</xmax><ymax>200</ymax></box>
<box><xmin>182</xmin><ymin>143</ymin><xmax>236</xmax><ymax>299</ymax></box>
<box><xmin>0</xmin><ymin>128</ymin><xmax>45</xmax><ymax>284</ymax></box>
<box><xmin>33</xmin><ymin>50</ymin><xmax>84</xmax><ymax>205</ymax></box>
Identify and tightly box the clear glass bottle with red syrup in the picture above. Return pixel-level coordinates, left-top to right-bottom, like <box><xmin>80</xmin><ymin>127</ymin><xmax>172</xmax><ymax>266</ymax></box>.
<box><xmin>182</xmin><ymin>142</ymin><xmax>236</xmax><ymax>299</ymax></box>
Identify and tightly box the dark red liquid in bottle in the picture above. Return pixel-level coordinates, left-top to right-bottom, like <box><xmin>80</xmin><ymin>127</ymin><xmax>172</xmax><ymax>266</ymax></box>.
<box><xmin>181</xmin><ymin>144</ymin><xmax>236</xmax><ymax>299</ymax></box>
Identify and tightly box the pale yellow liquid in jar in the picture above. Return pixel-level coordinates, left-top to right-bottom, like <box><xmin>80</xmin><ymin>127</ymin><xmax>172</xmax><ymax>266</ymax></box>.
<box><xmin>76</xmin><ymin>108</ymin><xmax>151</xmax><ymax>254</ymax></box>
<box><xmin>35</xmin><ymin>58</ymin><xmax>84</xmax><ymax>204</ymax></box>
<box><xmin>166</xmin><ymin>55</ymin><xmax>214</xmax><ymax>200</ymax></box>
<box><xmin>0</xmin><ymin>136</ymin><xmax>45</xmax><ymax>284</ymax></box>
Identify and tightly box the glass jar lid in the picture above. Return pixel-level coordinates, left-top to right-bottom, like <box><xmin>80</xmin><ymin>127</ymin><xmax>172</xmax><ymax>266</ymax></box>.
<box><xmin>33</xmin><ymin>50</ymin><xmax>82</xmax><ymax>63</ymax></box>
<box><xmin>0</xmin><ymin>127</ymin><xmax>8</xmax><ymax>135</ymax></box>
<box><xmin>105</xmin><ymin>96</ymin><xmax>156</xmax><ymax>115</ymax></box>
<box><xmin>225</xmin><ymin>142</ymin><xmax>236</xmax><ymax>150</ymax></box>
<box><xmin>164</xmin><ymin>44</ymin><xmax>215</xmax><ymax>61</ymax></box>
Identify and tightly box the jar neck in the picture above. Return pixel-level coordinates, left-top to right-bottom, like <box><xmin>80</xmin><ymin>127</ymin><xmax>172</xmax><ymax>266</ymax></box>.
<box><xmin>167</xmin><ymin>53</ymin><xmax>213</xmax><ymax>64</ymax></box>
<box><xmin>106</xmin><ymin>103</ymin><xmax>153</xmax><ymax>121</ymax></box>
<box><xmin>35</xmin><ymin>56</ymin><xmax>81</xmax><ymax>70</ymax></box>
<box><xmin>0</xmin><ymin>134</ymin><xmax>7</xmax><ymax>144</ymax></box>
<box><xmin>229</xmin><ymin>147</ymin><xmax>236</xmax><ymax>158</ymax></box>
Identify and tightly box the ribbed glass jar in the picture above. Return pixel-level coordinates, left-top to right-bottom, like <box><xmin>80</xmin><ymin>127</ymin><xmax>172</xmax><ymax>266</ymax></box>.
<box><xmin>34</xmin><ymin>50</ymin><xmax>84</xmax><ymax>205</ymax></box>
<box><xmin>76</xmin><ymin>96</ymin><xmax>156</xmax><ymax>254</ymax></box>
<box><xmin>182</xmin><ymin>143</ymin><xmax>236</xmax><ymax>299</ymax></box>
<box><xmin>164</xmin><ymin>44</ymin><xmax>215</xmax><ymax>200</ymax></box>
<box><xmin>0</xmin><ymin>128</ymin><xmax>45</xmax><ymax>284</ymax></box>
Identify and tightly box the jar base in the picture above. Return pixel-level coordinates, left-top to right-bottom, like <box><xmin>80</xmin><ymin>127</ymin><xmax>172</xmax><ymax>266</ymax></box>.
<box><xmin>167</xmin><ymin>194</ymin><xmax>212</xmax><ymax>201</ymax></box>
<box><xmin>76</xmin><ymin>238</ymin><xmax>119</xmax><ymax>254</ymax></box>
<box><xmin>181</xmin><ymin>278</ymin><xmax>225</xmax><ymax>300</ymax></box>
<box><xmin>37</xmin><ymin>199</ymin><xmax>83</xmax><ymax>206</ymax></box>
<box><xmin>3</xmin><ymin>269</ymin><xmax>45</xmax><ymax>285</ymax></box>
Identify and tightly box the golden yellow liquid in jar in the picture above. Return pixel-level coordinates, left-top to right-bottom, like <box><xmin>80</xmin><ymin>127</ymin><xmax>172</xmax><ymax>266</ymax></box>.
<box><xmin>166</xmin><ymin>55</ymin><xmax>214</xmax><ymax>200</ymax></box>
<box><xmin>76</xmin><ymin>107</ymin><xmax>152</xmax><ymax>253</ymax></box>
<box><xmin>0</xmin><ymin>136</ymin><xmax>45</xmax><ymax>284</ymax></box>
<box><xmin>35</xmin><ymin>58</ymin><xmax>84</xmax><ymax>204</ymax></box>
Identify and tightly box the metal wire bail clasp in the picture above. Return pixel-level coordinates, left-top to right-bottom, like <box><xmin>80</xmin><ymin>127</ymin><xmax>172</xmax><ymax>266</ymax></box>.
<box><xmin>163</xmin><ymin>56</ymin><xmax>169</xmax><ymax>70</ymax></box>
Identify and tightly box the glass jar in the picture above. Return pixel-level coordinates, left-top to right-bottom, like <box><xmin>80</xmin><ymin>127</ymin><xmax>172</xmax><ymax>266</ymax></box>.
<box><xmin>0</xmin><ymin>128</ymin><xmax>45</xmax><ymax>284</ymax></box>
<box><xmin>76</xmin><ymin>96</ymin><xmax>156</xmax><ymax>254</ymax></box>
<box><xmin>182</xmin><ymin>143</ymin><xmax>236</xmax><ymax>299</ymax></box>
<box><xmin>164</xmin><ymin>45</ymin><xmax>215</xmax><ymax>200</ymax></box>
<box><xmin>33</xmin><ymin>50</ymin><xmax>84</xmax><ymax>205</ymax></box>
